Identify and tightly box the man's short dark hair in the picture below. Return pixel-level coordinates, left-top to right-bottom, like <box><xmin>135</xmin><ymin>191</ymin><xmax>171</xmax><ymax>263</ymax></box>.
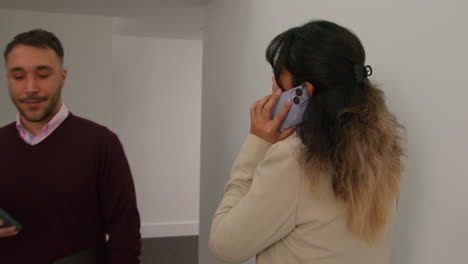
<box><xmin>4</xmin><ymin>29</ymin><xmax>64</xmax><ymax>62</ymax></box>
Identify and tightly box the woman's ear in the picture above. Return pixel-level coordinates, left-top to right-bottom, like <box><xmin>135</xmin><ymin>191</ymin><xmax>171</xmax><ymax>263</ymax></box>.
<box><xmin>272</xmin><ymin>76</ymin><xmax>281</xmax><ymax>93</ymax></box>
<box><xmin>303</xmin><ymin>82</ymin><xmax>314</xmax><ymax>96</ymax></box>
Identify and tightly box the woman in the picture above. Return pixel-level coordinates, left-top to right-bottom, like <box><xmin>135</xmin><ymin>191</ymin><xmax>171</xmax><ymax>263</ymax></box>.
<box><xmin>209</xmin><ymin>20</ymin><xmax>404</xmax><ymax>264</ymax></box>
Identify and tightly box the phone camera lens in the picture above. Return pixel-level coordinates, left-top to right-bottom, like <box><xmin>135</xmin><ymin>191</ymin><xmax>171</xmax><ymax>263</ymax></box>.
<box><xmin>293</xmin><ymin>97</ymin><xmax>300</xmax><ymax>104</ymax></box>
<box><xmin>295</xmin><ymin>89</ymin><xmax>303</xmax><ymax>96</ymax></box>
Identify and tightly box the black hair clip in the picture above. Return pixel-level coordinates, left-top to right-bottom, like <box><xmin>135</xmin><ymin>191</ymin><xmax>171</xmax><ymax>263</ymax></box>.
<box><xmin>354</xmin><ymin>64</ymin><xmax>373</xmax><ymax>83</ymax></box>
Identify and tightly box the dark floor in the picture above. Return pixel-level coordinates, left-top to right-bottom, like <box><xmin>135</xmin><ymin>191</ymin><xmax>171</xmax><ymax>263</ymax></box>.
<box><xmin>141</xmin><ymin>236</ymin><xmax>198</xmax><ymax>264</ymax></box>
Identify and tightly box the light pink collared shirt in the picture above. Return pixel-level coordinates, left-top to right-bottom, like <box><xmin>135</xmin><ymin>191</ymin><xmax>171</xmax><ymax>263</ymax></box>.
<box><xmin>16</xmin><ymin>104</ymin><xmax>70</xmax><ymax>146</ymax></box>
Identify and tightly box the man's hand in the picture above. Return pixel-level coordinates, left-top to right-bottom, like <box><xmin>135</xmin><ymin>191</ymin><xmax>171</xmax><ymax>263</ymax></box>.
<box><xmin>0</xmin><ymin>220</ymin><xmax>19</xmax><ymax>238</ymax></box>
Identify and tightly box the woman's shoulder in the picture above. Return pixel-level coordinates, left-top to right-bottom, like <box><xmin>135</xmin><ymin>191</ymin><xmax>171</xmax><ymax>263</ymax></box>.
<box><xmin>260</xmin><ymin>135</ymin><xmax>304</xmax><ymax>180</ymax></box>
<box><xmin>269</xmin><ymin>135</ymin><xmax>303</xmax><ymax>159</ymax></box>
<box><xmin>282</xmin><ymin>135</ymin><xmax>302</xmax><ymax>148</ymax></box>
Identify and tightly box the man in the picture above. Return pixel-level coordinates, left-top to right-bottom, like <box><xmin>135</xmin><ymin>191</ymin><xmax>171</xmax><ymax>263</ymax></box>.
<box><xmin>0</xmin><ymin>29</ymin><xmax>141</xmax><ymax>263</ymax></box>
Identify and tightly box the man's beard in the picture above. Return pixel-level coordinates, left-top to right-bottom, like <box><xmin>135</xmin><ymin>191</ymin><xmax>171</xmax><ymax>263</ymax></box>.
<box><xmin>12</xmin><ymin>85</ymin><xmax>62</xmax><ymax>123</ymax></box>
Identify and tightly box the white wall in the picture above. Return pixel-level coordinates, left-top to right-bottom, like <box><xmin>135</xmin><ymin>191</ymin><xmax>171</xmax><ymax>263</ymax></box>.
<box><xmin>112</xmin><ymin>35</ymin><xmax>202</xmax><ymax>237</ymax></box>
<box><xmin>200</xmin><ymin>0</ymin><xmax>468</xmax><ymax>264</ymax></box>
<box><xmin>0</xmin><ymin>8</ymin><xmax>113</xmax><ymax>127</ymax></box>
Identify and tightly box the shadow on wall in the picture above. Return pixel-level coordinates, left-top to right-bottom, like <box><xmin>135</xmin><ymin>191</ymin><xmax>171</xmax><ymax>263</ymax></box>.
<box><xmin>198</xmin><ymin>1</ymin><xmax>257</xmax><ymax>264</ymax></box>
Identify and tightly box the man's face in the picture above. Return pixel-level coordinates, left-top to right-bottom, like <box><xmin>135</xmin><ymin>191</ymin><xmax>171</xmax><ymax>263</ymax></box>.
<box><xmin>5</xmin><ymin>44</ymin><xmax>67</xmax><ymax>123</ymax></box>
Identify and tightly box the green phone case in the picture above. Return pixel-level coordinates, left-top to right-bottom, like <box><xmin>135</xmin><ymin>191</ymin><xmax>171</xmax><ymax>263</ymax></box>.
<box><xmin>0</xmin><ymin>208</ymin><xmax>23</xmax><ymax>231</ymax></box>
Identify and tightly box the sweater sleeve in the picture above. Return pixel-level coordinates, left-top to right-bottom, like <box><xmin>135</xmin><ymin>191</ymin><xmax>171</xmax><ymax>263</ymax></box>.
<box><xmin>209</xmin><ymin>134</ymin><xmax>302</xmax><ymax>263</ymax></box>
<box><xmin>99</xmin><ymin>130</ymin><xmax>141</xmax><ymax>264</ymax></box>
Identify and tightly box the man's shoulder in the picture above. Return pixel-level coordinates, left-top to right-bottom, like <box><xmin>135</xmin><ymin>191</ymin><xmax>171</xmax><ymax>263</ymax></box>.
<box><xmin>67</xmin><ymin>114</ymin><xmax>120</xmax><ymax>143</ymax></box>
<box><xmin>67</xmin><ymin>113</ymin><xmax>108</xmax><ymax>131</ymax></box>
<box><xmin>0</xmin><ymin>122</ymin><xmax>17</xmax><ymax>136</ymax></box>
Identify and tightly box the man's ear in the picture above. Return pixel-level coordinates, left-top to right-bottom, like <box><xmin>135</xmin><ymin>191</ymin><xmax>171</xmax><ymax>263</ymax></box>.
<box><xmin>62</xmin><ymin>68</ymin><xmax>68</xmax><ymax>81</ymax></box>
<box><xmin>303</xmin><ymin>82</ymin><xmax>314</xmax><ymax>96</ymax></box>
<box><xmin>60</xmin><ymin>68</ymin><xmax>68</xmax><ymax>88</ymax></box>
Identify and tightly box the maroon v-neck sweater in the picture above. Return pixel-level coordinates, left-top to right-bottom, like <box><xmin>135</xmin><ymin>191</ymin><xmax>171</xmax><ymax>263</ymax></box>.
<box><xmin>0</xmin><ymin>114</ymin><xmax>141</xmax><ymax>264</ymax></box>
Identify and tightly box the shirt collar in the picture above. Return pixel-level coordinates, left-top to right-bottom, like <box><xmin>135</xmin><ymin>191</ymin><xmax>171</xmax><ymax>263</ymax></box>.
<box><xmin>16</xmin><ymin>103</ymin><xmax>70</xmax><ymax>136</ymax></box>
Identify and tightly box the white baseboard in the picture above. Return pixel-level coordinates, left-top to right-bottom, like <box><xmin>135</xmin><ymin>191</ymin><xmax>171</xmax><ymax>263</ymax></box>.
<box><xmin>141</xmin><ymin>221</ymin><xmax>199</xmax><ymax>238</ymax></box>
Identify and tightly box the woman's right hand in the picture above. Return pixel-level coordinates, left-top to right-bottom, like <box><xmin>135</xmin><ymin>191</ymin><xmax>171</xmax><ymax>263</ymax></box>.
<box><xmin>249</xmin><ymin>79</ymin><xmax>297</xmax><ymax>143</ymax></box>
